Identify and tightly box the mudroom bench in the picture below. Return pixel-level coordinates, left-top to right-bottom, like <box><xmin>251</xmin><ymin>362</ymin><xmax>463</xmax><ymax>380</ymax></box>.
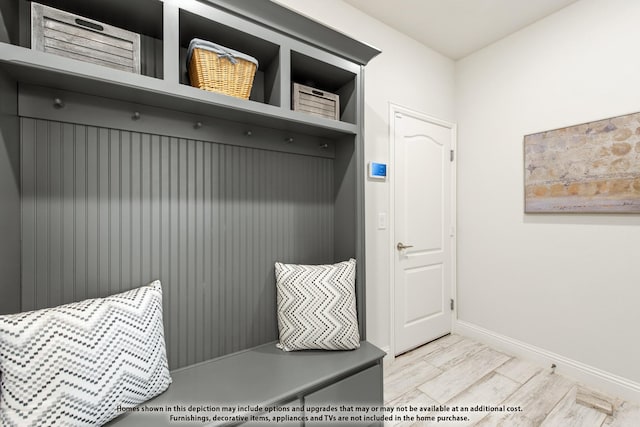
<box><xmin>107</xmin><ymin>341</ymin><xmax>385</xmax><ymax>427</ymax></box>
<box><xmin>0</xmin><ymin>0</ymin><xmax>384</xmax><ymax>425</ymax></box>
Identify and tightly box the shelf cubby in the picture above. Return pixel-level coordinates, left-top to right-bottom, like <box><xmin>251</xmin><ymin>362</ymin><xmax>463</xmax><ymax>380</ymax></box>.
<box><xmin>0</xmin><ymin>0</ymin><xmax>376</xmax><ymax>138</ymax></box>
<box><xmin>14</xmin><ymin>0</ymin><xmax>165</xmax><ymax>79</ymax></box>
<box><xmin>291</xmin><ymin>50</ymin><xmax>358</xmax><ymax>124</ymax></box>
<box><xmin>178</xmin><ymin>8</ymin><xmax>280</xmax><ymax>106</ymax></box>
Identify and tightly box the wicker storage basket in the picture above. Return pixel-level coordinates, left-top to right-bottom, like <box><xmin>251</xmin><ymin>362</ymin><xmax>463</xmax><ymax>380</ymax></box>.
<box><xmin>187</xmin><ymin>38</ymin><xmax>258</xmax><ymax>100</ymax></box>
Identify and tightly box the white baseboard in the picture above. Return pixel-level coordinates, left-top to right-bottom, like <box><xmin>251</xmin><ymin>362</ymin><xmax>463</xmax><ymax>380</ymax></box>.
<box><xmin>454</xmin><ymin>320</ymin><xmax>640</xmax><ymax>404</ymax></box>
<box><xmin>379</xmin><ymin>346</ymin><xmax>394</xmax><ymax>367</ymax></box>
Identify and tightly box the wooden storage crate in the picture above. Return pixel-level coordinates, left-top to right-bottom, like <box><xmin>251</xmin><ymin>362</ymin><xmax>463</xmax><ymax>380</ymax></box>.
<box><xmin>292</xmin><ymin>83</ymin><xmax>340</xmax><ymax>121</ymax></box>
<box><xmin>31</xmin><ymin>2</ymin><xmax>140</xmax><ymax>74</ymax></box>
<box><xmin>187</xmin><ymin>38</ymin><xmax>258</xmax><ymax>100</ymax></box>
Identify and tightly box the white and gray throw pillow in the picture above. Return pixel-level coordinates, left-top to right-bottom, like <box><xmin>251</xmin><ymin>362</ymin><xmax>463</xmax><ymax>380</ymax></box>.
<box><xmin>275</xmin><ymin>259</ymin><xmax>360</xmax><ymax>351</ymax></box>
<box><xmin>0</xmin><ymin>280</ymin><xmax>172</xmax><ymax>426</ymax></box>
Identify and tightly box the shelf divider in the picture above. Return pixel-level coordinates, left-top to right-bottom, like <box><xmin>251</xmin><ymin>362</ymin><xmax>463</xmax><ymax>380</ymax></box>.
<box><xmin>280</xmin><ymin>46</ymin><xmax>291</xmax><ymax>110</ymax></box>
<box><xmin>163</xmin><ymin>1</ymin><xmax>180</xmax><ymax>85</ymax></box>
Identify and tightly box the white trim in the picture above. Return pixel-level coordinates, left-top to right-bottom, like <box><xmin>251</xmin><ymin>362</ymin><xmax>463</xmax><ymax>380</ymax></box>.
<box><xmin>450</xmin><ymin>124</ymin><xmax>458</xmax><ymax>325</ymax></box>
<box><xmin>388</xmin><ymin>102</ymin><xmax>457</xmax><ymax>358</ymax></box>
<box><xmin>454</xmin><ymin>320</ymin><xmax>640</xmax><ymax>403</ymax></box>
<box><xmin>388</xmin><ymin>104</ymin><xmax>397</xmax><ymax>360</ymax></box>
<box><xmin>380</xmin><ymin>346</ymin><xmax>394</xmax><ymax>368</ymax></box>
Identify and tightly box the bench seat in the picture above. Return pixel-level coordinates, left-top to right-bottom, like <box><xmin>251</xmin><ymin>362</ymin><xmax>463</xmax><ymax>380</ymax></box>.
<box><xmin>107</xmin><ymin>341</ymin><xmax>385</xmax><ymax>426</ymax></box>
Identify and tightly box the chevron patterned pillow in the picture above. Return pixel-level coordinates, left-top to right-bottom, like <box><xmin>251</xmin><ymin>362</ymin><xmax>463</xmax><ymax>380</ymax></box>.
<box><xmin>0</xmin><ymin>280</ymin><xmax>172</xmax><ymax>426</ymax></box>
<box><xmin>275</xmin><ymin>259</ymin><xmax>360</xmax><ymax>351</ymax></box>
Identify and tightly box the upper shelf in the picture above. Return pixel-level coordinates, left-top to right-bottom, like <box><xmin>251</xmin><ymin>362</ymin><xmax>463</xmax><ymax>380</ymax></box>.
<box><xmin>0</xmin><ymin>44</ymin><xmax>358</xmax><ymax>138</ymax></box>
<box><xmin>0</xmin><ymin>0</ymin><xmax>381</xmax><ymax>138</ymax></box>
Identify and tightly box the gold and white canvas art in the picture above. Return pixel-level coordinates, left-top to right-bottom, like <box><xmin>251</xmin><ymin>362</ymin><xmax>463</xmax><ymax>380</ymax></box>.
<box><xmin>524</xmin><ymin>112</ymin><xmax>640</xmax><ymax>213</ymax></box>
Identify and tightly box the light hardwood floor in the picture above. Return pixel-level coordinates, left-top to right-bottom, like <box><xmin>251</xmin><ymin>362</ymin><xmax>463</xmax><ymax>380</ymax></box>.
<box><xmin>383</xmin><ymin>334</ymin><xmax>640</xmax><ymax>426</ymax></box>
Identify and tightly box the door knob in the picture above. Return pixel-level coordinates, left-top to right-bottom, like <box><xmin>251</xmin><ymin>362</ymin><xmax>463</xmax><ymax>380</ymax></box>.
<box><xmin>397</xmin><ymin>242</ymin><xmax>414</xmax><ymax>251</ymax></box>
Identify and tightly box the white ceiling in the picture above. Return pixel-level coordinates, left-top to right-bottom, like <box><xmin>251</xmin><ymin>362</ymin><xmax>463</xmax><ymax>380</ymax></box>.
<box><xmin>342</xmin><ymin>0</ymin><xmax>579</xmax><ymax>60</ymax></box>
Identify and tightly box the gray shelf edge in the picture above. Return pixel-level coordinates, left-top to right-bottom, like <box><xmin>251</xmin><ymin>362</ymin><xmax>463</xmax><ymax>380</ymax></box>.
<box><xmin>0</xmin><ymin>43</ymin><xmax>359</xmax><ymax>138</ymax></box>
<box><xmin>203</xmin><ymin>0</ymin><xmax>381</xmax><ymax>66</ymax></box>
<box><xmin>168</xmin><ymin>340</ymin><xmax>386</xmax><ymax>376</ymax></box>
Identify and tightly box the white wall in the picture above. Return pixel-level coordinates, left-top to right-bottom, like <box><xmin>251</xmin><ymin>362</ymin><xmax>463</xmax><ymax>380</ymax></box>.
<box><xmin>274</xmin><ymin>0</ymin><xmax>640</xmax><ymax>393</ymax></box>
<box><xmin>456</xmin><ymin>0</ymin><xmax>640</xmax><ymax>386</ymax></box>
<box><xmin>273</xmin><ymin>0</ymin><xmax>455</xmax><ymax>351</ymax></box>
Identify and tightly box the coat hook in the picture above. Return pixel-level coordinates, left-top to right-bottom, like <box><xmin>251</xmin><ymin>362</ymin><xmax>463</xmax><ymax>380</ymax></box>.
<box><xmin>132</xmin><ymin>111</ymin><xmax>141</xmax><ymax>121</ymax></box>
<box><xmin>245</xmin><ymin>130</ymin><xmax>252</xmax><ymax>136</ymax></box>
<box><xmin>53</xmin><ymin>98</ymin><xmax>64</xmax><ymax>109</ymax></box>
<box><xmin>319</xmin><ymin>143</ymin><xmax>329</xmax><ymax>149</ymax></box>
<box><xmin>194</xmin><ymin>121</ymin><xmax>203</xmax><ymax>129</ymax></box>
<box><xmin>285</xmin><ymin>137</ymin><xmax>294</xmax><ymax>144</ymax></box>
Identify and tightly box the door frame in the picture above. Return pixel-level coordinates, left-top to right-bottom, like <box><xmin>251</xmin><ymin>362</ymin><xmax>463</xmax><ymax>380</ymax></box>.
<box><xmin>388</xmin><ymin>103</ymin><xmax>457</xmax><ymax>359</ymax></box>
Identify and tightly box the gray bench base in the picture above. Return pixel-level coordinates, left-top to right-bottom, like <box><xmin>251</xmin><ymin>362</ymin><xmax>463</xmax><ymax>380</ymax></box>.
<box><xmin>107</xmin><ymin>341</ymin><xmax>385</xmax><ymax>426</ymax></box>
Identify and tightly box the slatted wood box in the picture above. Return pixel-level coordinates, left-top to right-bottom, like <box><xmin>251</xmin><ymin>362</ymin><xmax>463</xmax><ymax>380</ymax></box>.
<box><xmin>293</xmin><ymin>83</ymin><xmax>340</xmax><ymax>121</ymax></box>
<box><xmin>31</xmin><ymin>2</ymin><xmax>140</xmax><ymax>74</ymax></box>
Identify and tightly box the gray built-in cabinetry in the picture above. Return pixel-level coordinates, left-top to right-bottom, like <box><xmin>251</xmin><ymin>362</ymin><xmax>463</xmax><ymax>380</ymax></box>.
<box><xmin>106</xmin><ymin>341</ymin><xmax>385</xmax><ymax>426</ymax></box>
<box><xmin>0</xmin><ymin>0</ymin><xmax>382</xmax><ymax>410</ymax></box>
<box><xmin>1</xmin><ymin>1</ymin><xmax>384</xmax><ymax>424</ymax></box>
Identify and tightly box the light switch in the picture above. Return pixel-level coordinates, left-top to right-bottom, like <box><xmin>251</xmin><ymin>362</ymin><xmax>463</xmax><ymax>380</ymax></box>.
<box><xmin>378</xmin><ymin>212</ymin><xmax>387</xmax><ymax>230</ymax></box>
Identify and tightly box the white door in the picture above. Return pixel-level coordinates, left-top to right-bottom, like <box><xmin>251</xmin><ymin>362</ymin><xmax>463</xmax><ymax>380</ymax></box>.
<box><xmin>392</xmin><ymin>107</ymin><xmax>455</xmax><ymax>355</ymax></box>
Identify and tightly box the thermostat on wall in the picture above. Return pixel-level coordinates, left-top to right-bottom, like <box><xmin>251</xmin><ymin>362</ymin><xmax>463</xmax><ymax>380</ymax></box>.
<box><xmin>369</xmin><ymin>162</ymin><xmax>387</xmax><ymax>179</ymax></box>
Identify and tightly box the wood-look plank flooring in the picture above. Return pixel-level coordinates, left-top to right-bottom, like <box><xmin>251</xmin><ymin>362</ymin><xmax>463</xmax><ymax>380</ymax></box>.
<box><xmin>384</xmin><ymin>334</ymin><xmax>639</xmax><ymax>426</ymax></box>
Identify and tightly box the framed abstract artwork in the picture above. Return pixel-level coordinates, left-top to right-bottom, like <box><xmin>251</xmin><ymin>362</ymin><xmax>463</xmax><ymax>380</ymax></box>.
<box><xmin>524</xmin><ymin>112</ymin><xmax>640</xmax><ymax>213</ymax></box>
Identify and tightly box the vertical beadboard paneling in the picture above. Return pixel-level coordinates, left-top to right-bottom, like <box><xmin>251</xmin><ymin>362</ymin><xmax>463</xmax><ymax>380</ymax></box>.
<box><xmin>119</xmin><ymin>130</ymin><xmax>131</xmax><ymax>296</ymax></box>
<box><xmin>140</xmin><ymin>133</ymin><xmax>152</xmax><ymax>285</ymax></box>
<box><xmin>21</xmin><ymin>117</ymin><xmax>335</xmax><ymax>369</ymax></box>
<box><xmin>20</xmin><ymin>119</ymin><xmax>36</xmax><ymax>310</ymax></box>
<box><xmin>168</xmin><ymin>136</ymin><xmax>180</xmax><ymax>366</ymax></box>
<box><xmin>158</xmin><ymin>135</ymin><xmax>172</xmax><ymax>360</ymax></box>
<box><xmin>72</xmin><ymin>124</ymin><xmax>87</xmax><ymax>304</ymax></box>
<box><xmin>61</xmin><ymin>123</ymin><xmax>75</xmax><ymax>305</ymax></box>
<box><xmin>48</xmin><ymin>121</ymin><xmax>62</xmax><ymax>308</ymax></box>
<box><xmin>97</xmin><ymin>127</ymin><xmax>109</xmax><ymax>298</ymax></box>
<box><xmin>85</xmin><ymin>126</ymin><xmax>99</xmax><ymax>302</ymax></box>
<box><xmin>34</xmin><ymin>119</ymin><xmax>49</xmax><ymax>310</ymax></box>
<box><xmin>177</xmin><ymin>137</ymin><xmax>188</xmax><ymax>367</ymax></box>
